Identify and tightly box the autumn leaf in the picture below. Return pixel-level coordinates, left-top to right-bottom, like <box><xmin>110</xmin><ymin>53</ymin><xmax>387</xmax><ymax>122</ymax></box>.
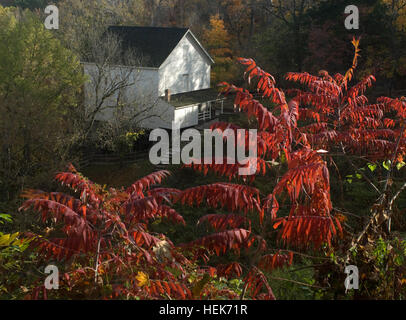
<box><xmin>136</xmin><ymin>272</ymin><xmax>149</xmax><ymax>287</ymax></box>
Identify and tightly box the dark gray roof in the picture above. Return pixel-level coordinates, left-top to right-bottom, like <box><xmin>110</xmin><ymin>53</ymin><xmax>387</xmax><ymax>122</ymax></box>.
<box><xmin>107</xmin><ymin>26</ymin><xmax>189</xmax><ymax>68</ymax></box>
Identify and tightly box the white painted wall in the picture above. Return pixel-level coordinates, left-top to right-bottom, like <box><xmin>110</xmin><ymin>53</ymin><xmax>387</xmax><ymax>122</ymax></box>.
<box><xmin>139</xmin><ymin>99</ymin><xmax>175</xmax><ymax>129</ymax></box>
<box><xmin>159</xmin><ymin>32</ymin><xmax>211</xmax><ymax>96</ymax></box>
<box><xmin>83</xmin><ymin>63</ymin><xmax>161</xmax><ymax>121</ymax></box>
<box><xmin>83</xmin><ymin>31</ymin><xmax>212</xmax><ymax>130</ymax></box>
<box><xmin>174</xmin><ymin>105</ymin><xmax>199</xmax><ymax>128</ymax></box>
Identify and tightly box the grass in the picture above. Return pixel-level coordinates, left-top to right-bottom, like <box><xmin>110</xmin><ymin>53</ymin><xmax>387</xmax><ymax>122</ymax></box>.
<box><xmin>82</xmin><ymin>160</ymin><xmax>156</xmax><ymax>188</ymax></box>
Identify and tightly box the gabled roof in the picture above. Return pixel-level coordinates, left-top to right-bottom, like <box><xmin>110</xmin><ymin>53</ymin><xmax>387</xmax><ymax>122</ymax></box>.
<box><xmin>107</xmin><ymin>26</ymin><xmax>213</xmax><ymax>68</ymax></box>
<box><xmin>108</xmin><ymin>26</ymin><xmax>188</xmax><ymax>68</ymax></box>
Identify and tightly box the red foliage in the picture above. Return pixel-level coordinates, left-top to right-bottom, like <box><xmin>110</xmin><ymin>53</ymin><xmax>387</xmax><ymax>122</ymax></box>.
<box><xmin>176</xmin><ymin>37</ymin><xmax>404</xmax><ymax>299</ymax></box>
<box><xmin>216</xmin><ymin>262</ymin><xmax>243</xmax><ymax>279</ymax></box>
<box><xmin>20</xmin><ymin>38</ymin><xmax>405</xmax><ymax>300</ymax></box>
<box><xmin>244</xmin><ymin>267</ymin><xmax>276</xmax><ymax>300</ymax></box>
<box><xmin>183</xmin><ymin>229</ymin><xmax>253</xmax><ymax>256</ymax></box>
<box><xmin>258</xmin><ymin>251</ymin><xmax>294</xmax><ymax>272</ymax></box>
<box><xmin>176</xmin><ymin>183</ymin><xmax>262</xmax><ymax>215</ymax></box>
<box><xmin>197</xmin><ymin>214</ymin><xmax>247</xmax><ymax>231</ymax></box>
<box><xmin>20</xmin><ymin>166</ymin><xmax>192</xmax><ymax>299</ymax></box>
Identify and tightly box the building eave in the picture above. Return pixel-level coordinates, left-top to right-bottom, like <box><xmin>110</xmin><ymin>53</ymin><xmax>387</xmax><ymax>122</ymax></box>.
<box><xmin>185</xmin><ymin>30</ymin><xmax>215</xmax><ymax>65</ymax></box>
<box><xmin>81</xmin><ymin>61</ymin><xmax>160</xmax><ymax>71</ymax></box>
<box><xmin>158</xmin><ymin>29</ymin><xmax>214</xmax><ymax>68</ymax></box>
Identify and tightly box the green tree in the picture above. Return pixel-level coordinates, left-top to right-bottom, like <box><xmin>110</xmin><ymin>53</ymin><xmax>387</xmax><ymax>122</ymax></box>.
<box><xmin>13</xmin><ymin>0</ymin><xmax>51</xmax><ymax>10</ymax></box>
<box><xmin>56</xmin><ymin>0</ymin><xmax>145</xmax><ymax>58</ymax></box>
<box><xmin>0</xmin><ymin>6</ymin><xmax>84</xmax><ymax>202</ymax></box>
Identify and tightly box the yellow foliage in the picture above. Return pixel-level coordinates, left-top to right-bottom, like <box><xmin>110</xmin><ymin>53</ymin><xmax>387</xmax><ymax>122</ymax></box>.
<box><xmin>136</xmin><ymin>271</ymin><xmax>149</xmax><ymax>287</ymax></box>
<box><xmin>383</xmin><ymin>0</ymin><xmax>406</xmax><ymax>31</ymax></box>
<box><xmin>0</xmin><ymin>4</ymin><xmax>17</xmax><ymax>30</ymax></box>
<box><xmin>204</xmin><ymin>14</ymin><xmax>232</xmax><ymax>51</ymax></box>
<box><xmin>0</xmin><ymin>232</ymin><xmax>20</xmax><ymax>247</ymax></box>
<box><xmin>203</xmin><ymin>14</ymin><xmax>236</xmax><ymax>83</ymax></box>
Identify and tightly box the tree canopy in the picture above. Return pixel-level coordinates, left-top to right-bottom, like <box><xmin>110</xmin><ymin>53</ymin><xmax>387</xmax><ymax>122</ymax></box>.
<box><xmin>0</xmin><ymin>5</ymin><xmax>84</xmax><ymax>201</ymax></box>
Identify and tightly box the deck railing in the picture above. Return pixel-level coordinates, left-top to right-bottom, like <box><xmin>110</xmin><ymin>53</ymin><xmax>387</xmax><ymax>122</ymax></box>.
<box><xmin>197</xmin><ymin>99</ymin><xmax>224</xmax><ymax>122</ymax></box>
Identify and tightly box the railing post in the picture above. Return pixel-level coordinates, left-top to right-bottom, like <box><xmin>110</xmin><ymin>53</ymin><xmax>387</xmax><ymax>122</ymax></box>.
<box><xmin>209</xmin><ymin>101</ymin><xmax>212</xmax><ymax>119</ymax></box>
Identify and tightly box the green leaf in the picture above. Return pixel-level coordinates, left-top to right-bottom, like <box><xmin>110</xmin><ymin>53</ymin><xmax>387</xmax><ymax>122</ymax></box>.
<box><xmin>397</xmin><ymin>161</ymin><xmax>405</xmax><ymax>171</ymax></box>
<box><xmin>0</xmin><ymin>214</ymin><xmax>12</xmax><ymax>222</ymax></box>
<box><xmin>383</xmin><ymin>161</ymin><xmax>391</xmax><ymax>171</ymax></box>
<box><xmin>356</xmin><ymin>173</ymin><xmax>362</xmax><ymax>179</ymax></box>
<box><xmin>368</xmin><ymin>163</ymin><xmax>377</xmax><ymax>172</ymax></box>
<box><xmin>0</xmin><ymin>214</ymin><xmax>12</xmax><ymax>225</ymax></box>
<box><xmin>280</xmin><ymin>151</ymin><xmax>287</xmax><ymax>164</ymax></box>
<box><xmin>192</xmin><ymin>273</ymin><xmax>211</xmax><ymax>298</ymax></box>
